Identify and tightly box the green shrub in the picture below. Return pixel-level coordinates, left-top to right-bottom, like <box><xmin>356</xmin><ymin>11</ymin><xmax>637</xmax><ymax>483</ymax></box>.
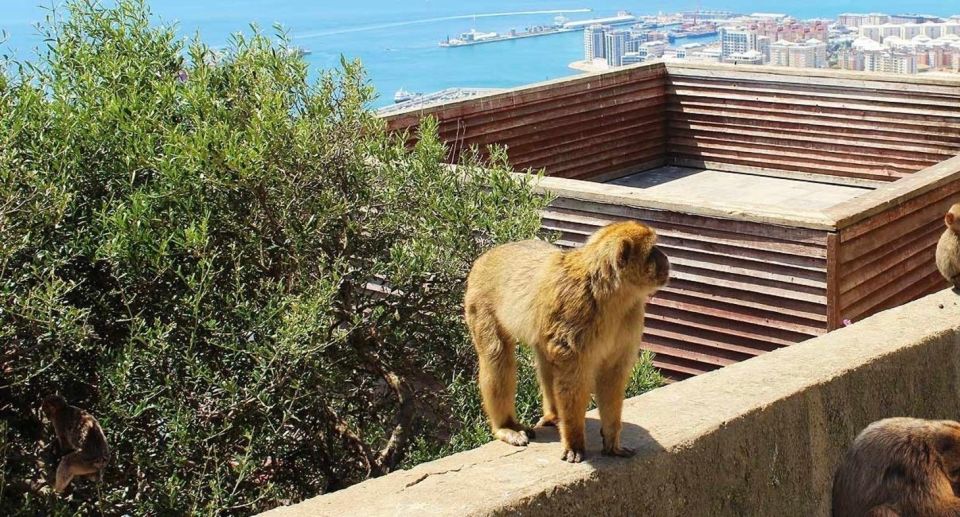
<box><xmin>0</xmin><ymin>1</ymin><xmax>662</xmax><ymax>515</ymax></box>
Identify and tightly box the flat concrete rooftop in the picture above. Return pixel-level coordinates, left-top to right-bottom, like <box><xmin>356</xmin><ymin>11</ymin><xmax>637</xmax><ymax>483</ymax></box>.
<box><xmin>610</xmin><ymin>166</ymin><xmax>874</xmax><ymax>215</ymax></box>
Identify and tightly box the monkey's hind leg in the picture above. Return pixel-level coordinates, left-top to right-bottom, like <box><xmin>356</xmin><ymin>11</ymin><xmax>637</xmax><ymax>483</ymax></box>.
<box><xmin>469</xmin><ymin>306</ymin><xmax>533</xmax><ymax>447</ymax></box>
<box><xmin>54</xmin><ymin>451</ymin><xmax>101</xmax><ymax>493</ymax></box>
<box><xmin>533</xmin><ymin>348</ymin><xmax>559</xmax><ymax>428</ymax></box>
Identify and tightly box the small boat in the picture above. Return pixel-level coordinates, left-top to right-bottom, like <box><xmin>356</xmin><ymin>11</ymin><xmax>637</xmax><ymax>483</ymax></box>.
<box><xmin>394</xmin><ymin>88</ymin><xmax>421</xmax><ymax>103</ymax></box>
<box><xmin>286</xmin><ymin>46</ymin><xmax>312</xmax><ymax>57</ymax></box>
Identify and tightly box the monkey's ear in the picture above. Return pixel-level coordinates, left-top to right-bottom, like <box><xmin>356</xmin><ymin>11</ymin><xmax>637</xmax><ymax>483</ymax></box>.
<box><xmin>946</xmin><ymin>211</ymin><xmax>956</xmax><ymax>228</ymax></box>
<box><xmin>617</xmin><ymin>240</ymin><xmax>632</xmax><ymax>268</ymax></box>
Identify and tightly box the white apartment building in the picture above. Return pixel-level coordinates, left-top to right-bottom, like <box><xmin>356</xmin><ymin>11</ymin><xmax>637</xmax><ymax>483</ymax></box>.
<box><xmin>584</xmin><ymin>24</ymin><xmax>606</xmax><ymax>60</ymax></box>
<box><xmin>861</xmin><ymin>22</ymin><xmax>960</xmax><ymax>43</ymax></box>
<box><xmin>605</xmin><ymin>29</ymin><xmax>631</xmax><ymax>66</ymax></box>
<box><xmin>719</xmin><ymin>27</ymin><xmax>758</xmax><ymax>61</ymax></box>
<box><xmin>770</xmin><ymin>39</ymin><xmax>827</xmax><ymax>68</ymax></box>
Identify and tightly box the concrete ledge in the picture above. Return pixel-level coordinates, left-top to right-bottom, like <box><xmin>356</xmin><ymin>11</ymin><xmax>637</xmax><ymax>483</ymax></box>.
<box><xmin>263</xmin><ymin>290</ymin><xmax>960</xmax><ymax>517</ymax></box>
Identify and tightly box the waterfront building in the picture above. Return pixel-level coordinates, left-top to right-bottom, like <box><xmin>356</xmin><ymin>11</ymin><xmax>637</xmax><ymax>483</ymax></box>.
<box><xmin>584</xmin><ymin>24</ymin><xmax>606</xmax><ymax>61</ymax></box>
<box><xmin>621</xmin><ymin>52</ymin><xmax>644</xmax><ymax>66</ymax></box>
<box><xmin>770</xmin><ymin>40</ymin><xmax>790</xmax><ymax>66</ymax></box>
<box><xmin>789</xmin><ymin>39</ymin><xmax>828</xmax><ymax>68</ymax></box>
<box><xmin>890</xmin><ymin>14</ymin><xmax>943</xmax><ymax>24</ymax></box>
<box><xmin>750</xmin><ymin>18</ymin><xmax>828</xmax><ymax>43</ymax></box>
<box><xmin>605</xmin><ymin>29</ymin><xmax>631</xmax><ymax>66</ymax></box>
<box><xmin>757</xmin><ymin>36</ymin><xmax>772</xmax><ymax>63</ymax></box>
<box><xmin>838</xmin><ymin>49</ymin><xmax>866</xmax><ymax>71</ymax></box>
<box><xmin>728</xmin><ymin>50</ymin><xmax>764</xmax><ymax>65</ymax></box>
<box><xmin>862</xmin><ymin>21</ymin><xmax>960</xmax><ymax>44</ymax></box>
<box><xmin>719</xmin><ymin>27</ymin><xmax>757</xmax><ymax>61</ymax></box>
<box><xmin>769</xmin><ymin>39</ymin><xmax>827</xmax><ymax>68</ymax></box>
<box><xmin>838</xmin><ymin>13</ymin><xmax>891</xmax><ymax>27</ymax></box>
<box><xmin>687</xmin><ymin>47</ymin><xmax>723</xmax><ymax>62</ymax></box>
<box><xmin>638</xmin><ymin>40</ymin><xmax>667</xmax><ymax>62</ymax></box>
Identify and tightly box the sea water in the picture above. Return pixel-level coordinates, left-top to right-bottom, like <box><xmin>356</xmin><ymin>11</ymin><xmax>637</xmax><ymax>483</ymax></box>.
<box><xmin>2</xmin><ymin>1</ymin><xmax>956</xmax><ymax>107</ymax></box>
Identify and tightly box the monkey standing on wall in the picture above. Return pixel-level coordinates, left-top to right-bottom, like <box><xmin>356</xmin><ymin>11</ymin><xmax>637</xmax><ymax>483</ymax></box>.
<box><xmin>464</xmin><ymin>220</ymin><xmax>669</xmax><ymax>463</ymax></box>
<box><xmin>832</xmin><ymin>418</ymin><xmax>960</xmax><ymax>517</ymax></box>
<box><xmin>41</xmin><ymin>395</ymin><xmax>110</xmax><ymax>493</ymax></box>
<box><xmin>937</xmin><ymin>203</ymin><xmax>960</xmax><ymax>289</ymax></box>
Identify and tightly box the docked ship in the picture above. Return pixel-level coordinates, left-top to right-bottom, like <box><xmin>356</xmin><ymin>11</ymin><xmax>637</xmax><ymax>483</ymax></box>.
<box><xmin>440</xmin><ymin>29</ymin><xmax>500</xmax><ymax>47</ymax></box>
<box><xmin>668</xmin><ymin>23</ymin><xmax>718</xmax><ymax>41</ymax></box>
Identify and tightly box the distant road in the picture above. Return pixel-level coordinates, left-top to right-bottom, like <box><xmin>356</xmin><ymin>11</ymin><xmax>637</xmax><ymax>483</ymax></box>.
<box><xmin>294</xmin><ymin>9</ymin><xmax>593</xmax><ymax>39</ymax></box>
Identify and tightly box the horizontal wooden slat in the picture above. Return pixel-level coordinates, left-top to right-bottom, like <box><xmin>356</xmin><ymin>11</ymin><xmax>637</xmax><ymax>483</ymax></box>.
<box><xmin>381</xmin><ymin>62</ymin><xmax>960</xmax><ymax>381</ymax></box>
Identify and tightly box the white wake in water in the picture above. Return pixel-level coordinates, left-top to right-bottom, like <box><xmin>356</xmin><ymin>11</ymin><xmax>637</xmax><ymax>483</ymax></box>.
<box><xmin>293</xmin><ymin>8</ymin><xmax>593</xmax><ymax>39</ymax></box>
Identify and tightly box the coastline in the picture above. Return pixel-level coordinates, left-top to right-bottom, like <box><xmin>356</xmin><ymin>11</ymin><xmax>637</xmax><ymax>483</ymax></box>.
<box><xmin>569</xmin><ymin>58</ymin><xmax>611</xmax><ymax>72</ymax></box>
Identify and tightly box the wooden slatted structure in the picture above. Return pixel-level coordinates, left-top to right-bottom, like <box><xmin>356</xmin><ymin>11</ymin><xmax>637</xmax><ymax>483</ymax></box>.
<box><xmin>384</xmin><ymin>63</ymin><xmax>668</xmax><ymax>181</ymax></box>
<box><xmin>665</xmin><ymin>63</ymin><xmax>960</xmax><ymax>184</ymax></box>
<box><xmin>541</xmin><ymin>198</ymin><xmax>828</xmax><ymax>378</ymax></box>
<box><xmin>827</xmin><ymin>156</ymin><xmax>960</xmax><ymax>328</ymax></box>
<box><xmin>381</xmin><ymin>63</ymin><xmax>960</xmax><ymax>381</ymax></box>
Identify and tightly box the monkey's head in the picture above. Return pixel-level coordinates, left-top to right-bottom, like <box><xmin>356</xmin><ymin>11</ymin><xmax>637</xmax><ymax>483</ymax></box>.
<box><xmin>583</xmin><ymin>220</ymin><xmax>670</xmax><ymax>299</ymax></box>
<box><xmin>945</xmin><ymin>204</ymin><xmax>960</xmax><ymax>234</ymax></box>
<box><xmin>41</xmin><ymin>395</ymin><xmax>67</xmax><ymax>419</ymax></box>
<box><xmin>932</xmin><ymin>420</ymin><xmax>960</xmax><ymax>493</ymax></box>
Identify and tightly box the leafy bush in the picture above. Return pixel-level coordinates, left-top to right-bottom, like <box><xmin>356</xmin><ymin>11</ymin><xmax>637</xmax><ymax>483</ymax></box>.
<box><xmin>0</xmin><ymin>1</ymin><xmax>662</xmax><ymax>515</ymax></box>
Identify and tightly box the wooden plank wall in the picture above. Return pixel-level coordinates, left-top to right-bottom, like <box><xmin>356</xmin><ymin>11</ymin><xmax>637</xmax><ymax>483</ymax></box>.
<box><xmin>542</xmin><ymin>197</ymin><xmax>830</xmax><ymax>380</ymax></box>
<box><xmin>383</xmin><ymin>65</ymin><xmax>669</xmax><ymax>181</ymax></box>
<box><xmin>835</xmin><ymin>186</ymin><xmax>960</xmax><ymax>326</ymax></box>
<box><xmin>665</xmin><ymin>68</ymin><xmax>960</xmax><ymax>183</ymax></box>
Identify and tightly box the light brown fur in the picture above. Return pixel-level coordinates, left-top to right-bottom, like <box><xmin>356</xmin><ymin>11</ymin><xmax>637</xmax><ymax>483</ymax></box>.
<box><xmin>936</xmin><ymin>204</ymin><xmax>960</xmax><ymax>289</ymax></box>
<box><xmin>832</xmin><ymin>418</ymin><xmax>960</xmax><ymax>517</ymax></box>
<box><xmin>464</xmin><ymin>220</ymin><xmax>669</xmax><ymax>463</ymax></box>
<box><xmin>41</xmin><ymin>395</ymin><xmax>110</xmax><ymax>493</ymax></box>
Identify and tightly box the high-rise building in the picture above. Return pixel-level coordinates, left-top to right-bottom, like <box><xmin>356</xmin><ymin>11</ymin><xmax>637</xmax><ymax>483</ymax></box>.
<box><xmin>605</xmin><ymin>29</ymin><xmax>631</xmax><ymax>66</ymax></box>
<box><xmin>789</xmin><ymin>39</ymin><xmax>828</xmax><ymax>68</ymax></box>
<box><xmin>770</xmin><ymin>40</ymin><xmax>791</xmax><ymax>66</ymax></box>
<box><xmin>584</xmin><ymin>24</ymin><xmax>606</xmax><ymax>60</ymax></box>
<box><xmin>719</xmin><ymin>27</ymin><xmax>757</xmax><ymax>61</ymax></box>
<box><xmin>770</xmin><ymin>39</ymin><xmax>827</xmax><ymax>68</ymax></box>
<box><xmin>757</xmin><ymin>35</ymin><xmax>772</xmax><ymax>63</ymax></box>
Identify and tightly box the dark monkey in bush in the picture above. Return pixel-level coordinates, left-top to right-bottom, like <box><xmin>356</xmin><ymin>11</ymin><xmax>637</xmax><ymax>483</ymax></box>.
<box><xmin>464</xmin><ymin>220</ymin><xmax>669</xmax><ymax>463</ymax></box>
<box><xmin>41</xmin><ymin>395</ymin><xmax>110</xmax><ymax>493</ymax></box>
<box><xmin>833</xmin><ymin>418</ymin><xmax>960</xmax><ymax>517</ymax></box>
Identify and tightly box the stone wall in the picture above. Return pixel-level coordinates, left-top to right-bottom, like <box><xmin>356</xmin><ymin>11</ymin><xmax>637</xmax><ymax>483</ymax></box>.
<box><xmin>262</xmin><ymin>289</ymin><xmax>960</xmax><ymax>517</ymax></box>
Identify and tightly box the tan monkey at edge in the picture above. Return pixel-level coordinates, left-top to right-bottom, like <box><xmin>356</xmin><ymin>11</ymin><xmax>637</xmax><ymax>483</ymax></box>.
<box><xmin>936</xmin><ymin>203</ymin><xmax>960</xmax><ymax>290</ymax></box>
<box><xmin>464</xmin><ymin>220</ymin><xmax>670</xmax><ymax>463</ymax></box>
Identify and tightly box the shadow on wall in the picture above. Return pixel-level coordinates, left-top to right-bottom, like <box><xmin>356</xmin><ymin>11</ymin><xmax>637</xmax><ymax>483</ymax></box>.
<box><xmin>529</xmin><ymin>417</ymin><xmax>666</xmax><ymax>466</ymax></box>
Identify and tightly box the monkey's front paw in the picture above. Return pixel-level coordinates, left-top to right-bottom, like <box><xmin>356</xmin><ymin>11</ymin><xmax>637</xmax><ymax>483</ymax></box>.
<box><xmin>495</xmin><ymin>428</ymin><xmax>531</xmax><ymax>447</ymax></box>
<box><xmin>602</xmin><ymin>446</ymin><xmax>635</xmax><ymax>458</ymax></box>
<box><xmin>561</xmin><ymin>448</ymin><xmax>585</xmax><ymax>463</ymax></box>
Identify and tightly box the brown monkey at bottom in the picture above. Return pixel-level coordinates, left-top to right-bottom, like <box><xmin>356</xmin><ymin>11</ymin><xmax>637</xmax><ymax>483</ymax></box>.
<box><xmin>464</xmin><ymin>220</ymin><xmax>669</xmax><ymax>463</ymax></box>
<box><xmin>937</xmin><ymin>203</ymin><xmax>960</xmax><ymax>289</ymax></box>
<box><xmin>41</xmin><ymin>395</ymin><xmax>111</xmax><ymax>493</ymax></box>
<box><xmin>832</xmin><ymin>418</ymin><xmax>960</xmax><ymax>517</ymax></box>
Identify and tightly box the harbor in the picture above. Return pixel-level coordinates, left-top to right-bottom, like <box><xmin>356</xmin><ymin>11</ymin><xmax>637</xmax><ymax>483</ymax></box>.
<box><xmin>440</xmin><ymin>11</ymin><xmax>640</xmax><ymax>48</ymax></box>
